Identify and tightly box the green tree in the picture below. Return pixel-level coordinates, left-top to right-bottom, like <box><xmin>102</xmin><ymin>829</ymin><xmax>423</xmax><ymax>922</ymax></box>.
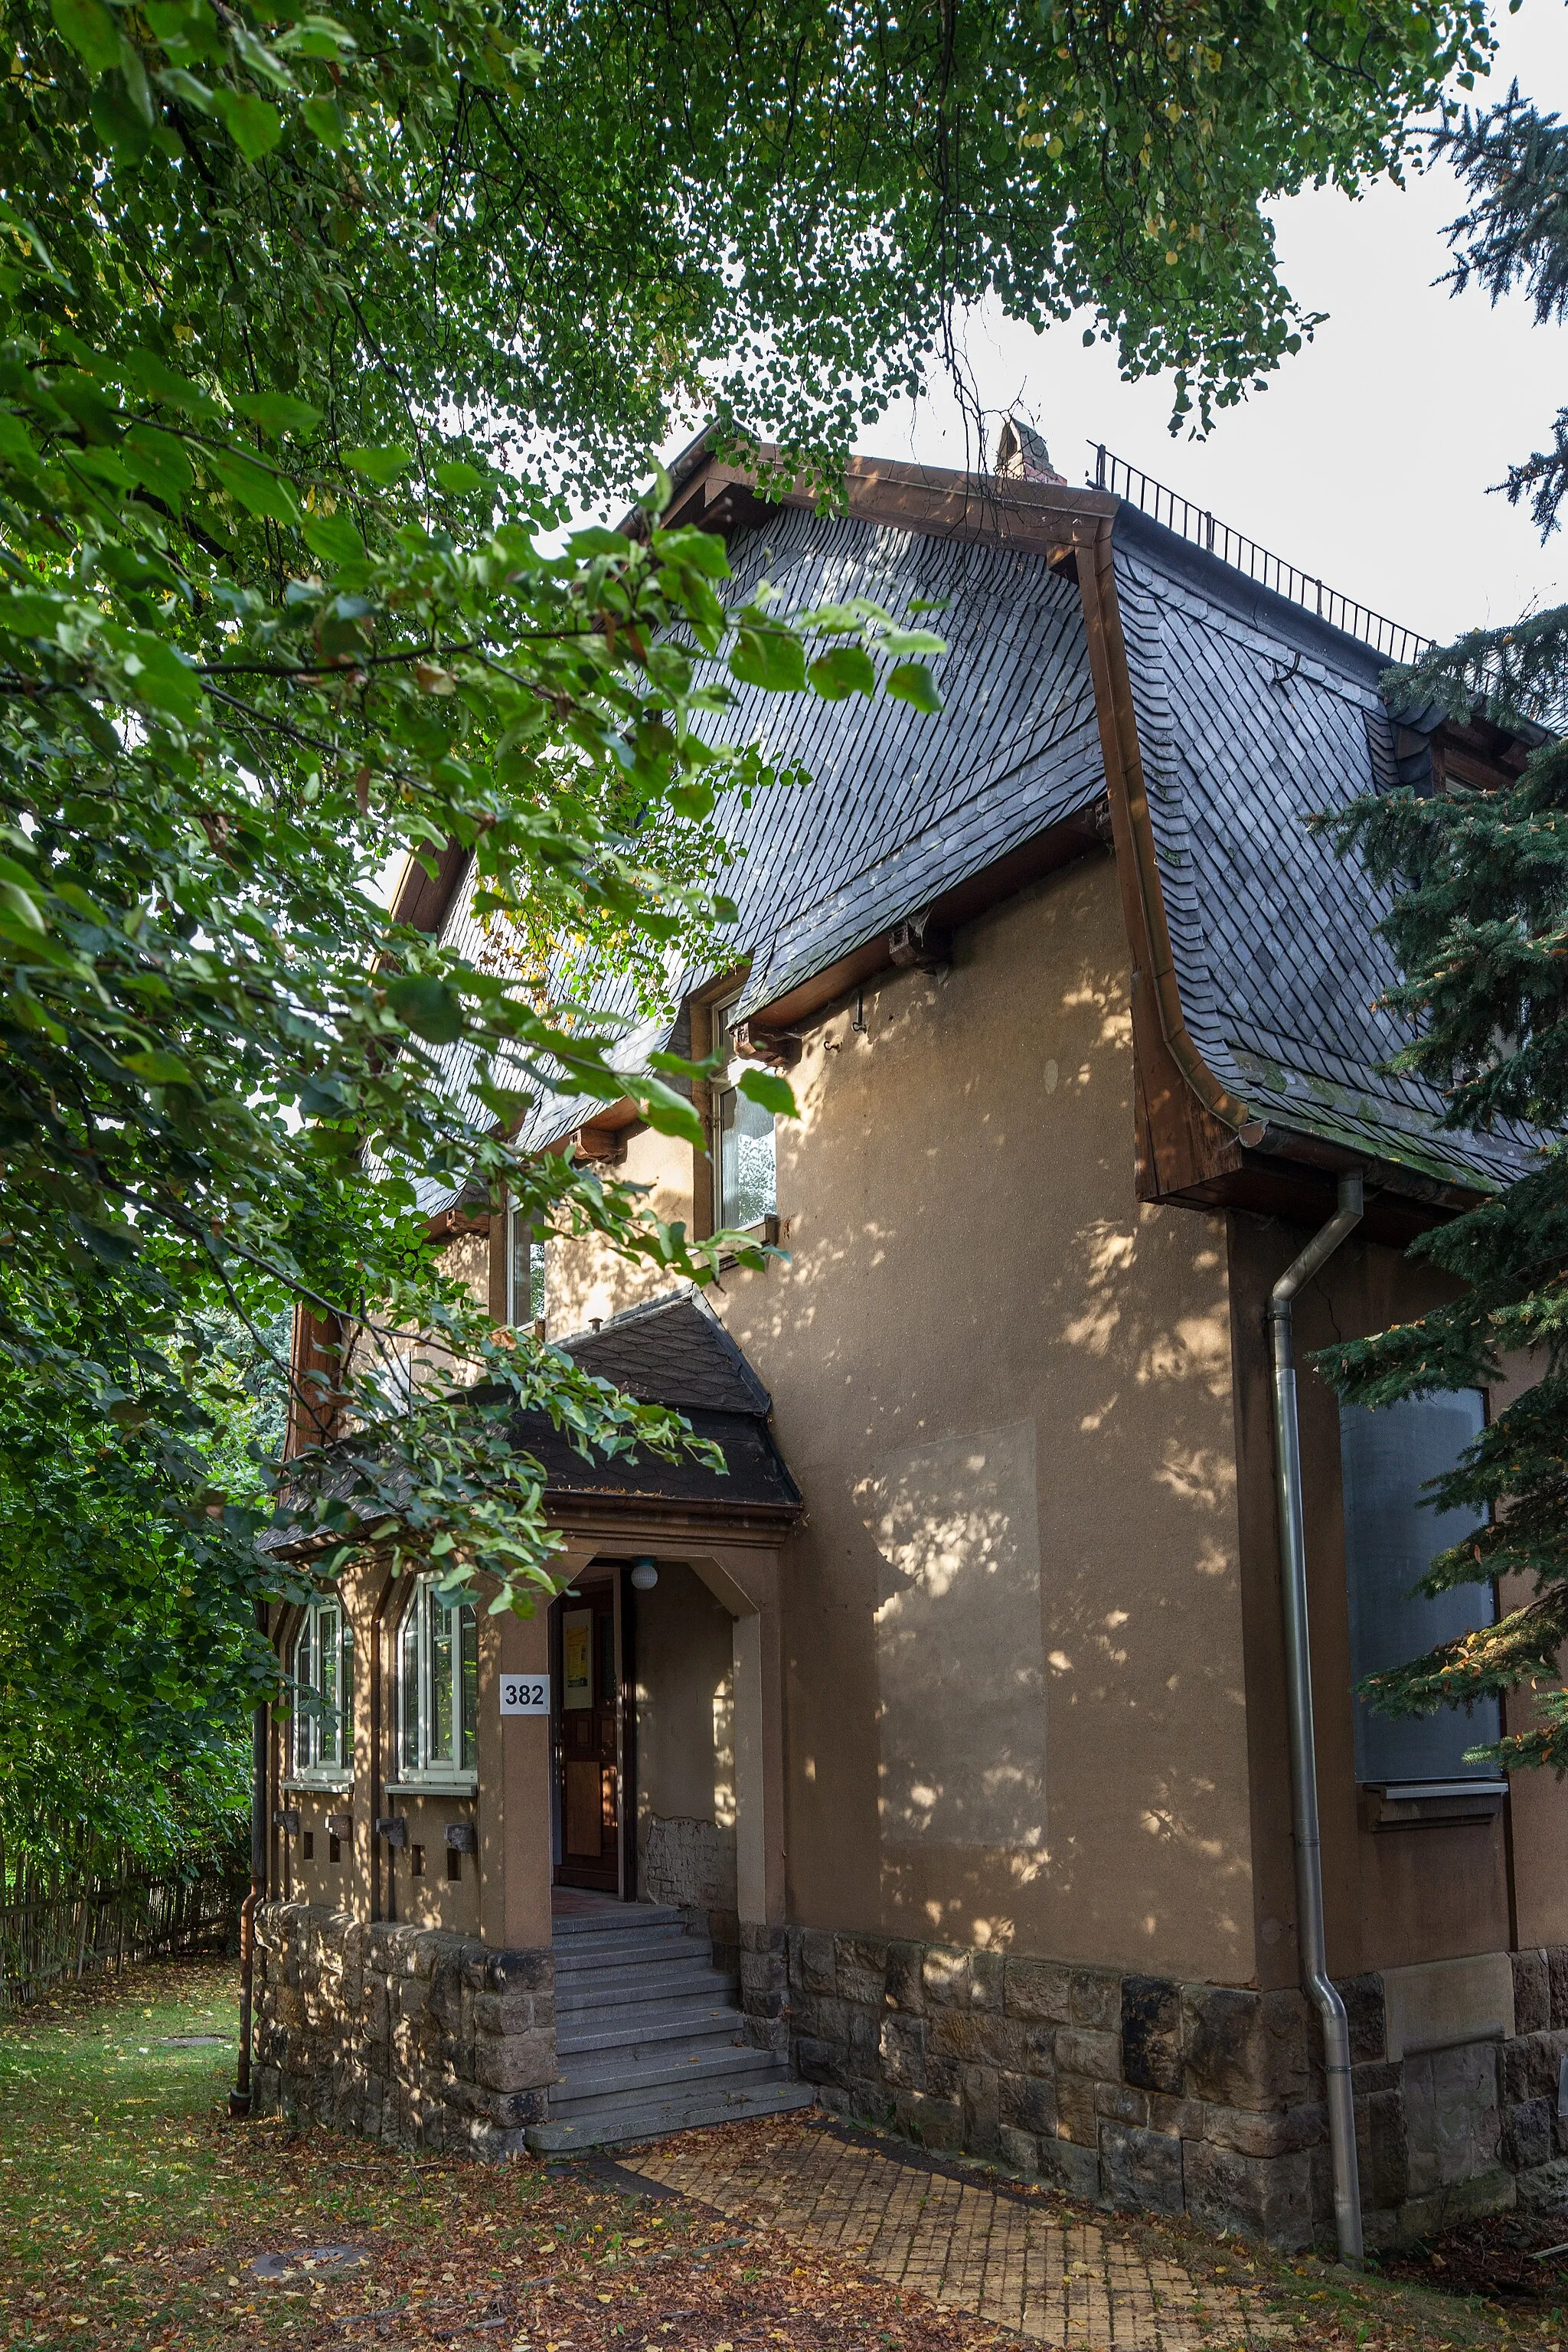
<box><xmin>0</xmin><ymin>0</ymin><xmax>1495</xmax><ymax>1688</ymax></box>
<box><xmin>1318</xmin><ymin>87</ymin><xmax>1568</xmax><ymax>1771</ymax></box>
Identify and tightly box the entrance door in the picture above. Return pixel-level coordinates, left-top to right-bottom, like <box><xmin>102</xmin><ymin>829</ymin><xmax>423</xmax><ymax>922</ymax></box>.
<box><xmin>552</xmin><ymin>1575</ymin><xmax>626</xmax><ymax>1893</ymax></box>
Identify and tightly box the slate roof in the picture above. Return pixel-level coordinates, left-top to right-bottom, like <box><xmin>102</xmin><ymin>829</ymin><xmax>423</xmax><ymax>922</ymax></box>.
<box><xmin>263</xmin><ymin>1292</ymin><xmax>797</xmax><ymax>1553</ymax></box>
<box><xmin>1112</xmin><ymin>507</ymin><xmax>1537</xmax><ymax>1191</ymax></box>
<box><xmin>410</xmin><ymin>469</ymin><xmax>1542</xmax><ymax>1205</ymax></box>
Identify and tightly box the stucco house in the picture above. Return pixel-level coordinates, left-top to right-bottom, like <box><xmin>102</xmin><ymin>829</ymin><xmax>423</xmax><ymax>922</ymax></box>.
<box><xmin>252</xmin><ymin>429</ymin><xmax>1568</xmax><ymax>2254</ymax></box>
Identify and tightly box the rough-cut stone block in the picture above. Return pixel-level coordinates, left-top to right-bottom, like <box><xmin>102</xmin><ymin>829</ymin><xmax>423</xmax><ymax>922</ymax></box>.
<box><xmin>836</xmin><ymin>1937</ymin><xmax>888</xmax><ymax>2007</ymax></box>
<box><xmin>1148</xmin><ymin>2092</ymin><xmax>1205</xmax><ymax>2139</ymax></box>
<box><xmin>1122</xmin><ymin>1976</ymin><xmax>1181</xmax><ymax>2093</ymax></box>
<box><xmin>1518</xmin><ymin>2156</ymin><xmax>1568</xmax><ymax>2211</ymax></box>
<box><xmin>921</xmin><ymin>1946</ymin><xmax>972</xmax><ymax>2008</ymax></box>
<box><xmin>1514</xmin><ymin>1951</ymin><xmax>1550</xmax><ymax>2040</ymax></box>
<box><xmin>1403</xmin><ymin>2043</ymin><xmax>1501</xmax><ymax>2204</ymax></box>
<box><xmin>471</xmin><ymin>1990</ymin><xmax>538</xmax><ymax>2040</ymax></box>
<box><xmin>1182</xmin><ymin>1985</ymin><xmax>1312</xmax><ymax>2112</ymax></box>
<box><xmin>799</xmin><ymin>1929</ymin><xmax>838</xmax><ymax>1996</ymax></box>
<box><xmin>970</xmin><ymin>1950</ymin><xmax>1004</xmax><ymax>2013</ymax></box>
<box><xmin>1004</xmin><ymin>1957</ymin><xmax>1073</xmax><ymax>2025</ymax></box>
<box><xmin>1504</xmin><ymin>2097</ymin><xmax>1553</xmax><ymax>2173</ymax></box>
<box><xmin>962</xmin><ymin>2063</ymin><xmax>1000</xmax><ymax>2156</ymax></box>
<box><xmin>1183</xmin><ymin>2139</ymin><xmax>1314</xmax><ymax>2248</ymax></box>
<box><xmin>900</xmin><ymin>2090</ymin><xmax>964</xmax><ymax>2151</ymax></box>
<box><xmin>884</xmin><ymin>1942</ymin><xmax>925</xmax><ymax>2017</ymax></box>
<box><xmin>1204</xmin><ymin>2102</ymin><xmax>1325</xmax><ymax>2159</ymax></box>
<box><xmin>1547</xmin><ymin>1948</ymin><xmax>1568</xmax><ymax>2032</ymax></box>
<box><xmin>1339</xmin><ymin>1974</ymin><xmax>1386</xmax><ymax>2066</ymax></box>
<box><xmin>1040</xmin><ymin>2135</ymin><xmax>1100</xmax><ymax>2200</ymax></box>
<box><xmin>1101</xmin><ymin>2124</ymin><xmax>1184</xmax><ymax>2215</ymax></box>
<box><xmin>1096</xmin><ymin>2081</ymin><xmax>1150</xmax><ymax>2127</ymax></box>
<box><xmin>1056</xmin><ymin>2076</ymin><xmax>1099</xmax><ymax>2148</ymax></box>
<box><xmin>1000</xmin><ymin>2070</ymin><xmax>1058</xmax><ymax>2137</ymax></box>
<box><xmin>1504</xmin><ymin>2028</ymin><xmax>1568</xmax><ymax>2106</ymax></box>
<box><xmin>795</xmin><ymin>2035</ymin><xmax>839</xmax><ymax>2084</ymax></box>
<box><xmin>1070</xmin><ymin>1970</ymin><xmax>1121</xmax><ymax>2032</ymax></box>
<box><xmin>1056</xmin><ymin>2026</ymin><xmax>1120</xmax><ymax>2082</ymax></box>
<box><xmin>483</xmin><ymin>1947</ymin><xmax>551</xmax><ymax>1994</ymax></box>
<box><xmin>879</xmin><ymin>2012</ymin><xmax>926</xmax><ymax>2089</ymax></box>
<box><xmin>471</xmin><ymin>2029</ymin><xmax>554</xmax><ymax>2094</ymax></box>
<box><xmin>998</xmin><ymin>2125</ymin><xmax>1040</xmax><ymax>2177</ymax></box>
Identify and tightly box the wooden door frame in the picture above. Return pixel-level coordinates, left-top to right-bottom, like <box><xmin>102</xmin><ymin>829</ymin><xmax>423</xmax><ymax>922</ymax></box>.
<box><xmin>549</xmin><ymin>1563</ymin><xmax>634</xmax><ymax>1899</ymax></box>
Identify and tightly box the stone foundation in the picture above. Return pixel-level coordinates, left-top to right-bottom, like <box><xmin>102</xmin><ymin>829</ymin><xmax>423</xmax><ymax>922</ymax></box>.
<box><xmin>784</xmin><ymin>1929</ymin><xmax>1568</xmax><ymax>2249</ymax></box>
<box><xmin>253</xmin><ymin>1900</ymin><xmax>555</xmax><ymax>2158</ymax></box>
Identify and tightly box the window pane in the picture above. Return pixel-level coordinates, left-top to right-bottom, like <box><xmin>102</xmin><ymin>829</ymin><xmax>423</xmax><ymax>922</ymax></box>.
<box><xmin>530</xmin><ymin>1240</ymin><xmax>546</xmax><ymax>1324</ymax></box>
<box><xmin>430</xmin><ymin>1595</ymin><xmax>455</xmax><ymax>1764</ymax></box>
<box><xmin>718</xmin><ymin>1086</ymin><xmax>776</xmax><ymax>1229</ymax></box>
<box><xmin>293</xmin><ymin>1617</ymin><xmax>313</xmax><ymax>1772</ymax></box>
<box><xmin>459</xmin><ymin>1606</ymin><xmax>478</xmax><ymax>1771</ymax></box>
<box><xmin>400</xmin><ymin>1601</ymin><xmax>420</xmax><ymax>1775</ymax></box>
<box><xmin>318</xmin><ymin>1605</ymin><xmax>338</xmax><ymax>1755</ymax></box>
<box><xmin>509</xmin><ymin>1206</ymin><xmax>531</xmax><ymax>1327</ymax></box>
<box><xmin>341</xmin><ymin>1616</ymin><xmax>354</xmax><ymax>1764</ymax></box>
<box><xmin>1340</xmin><ymin>1390</ymin><xmax>1499</xmax><ymax>1783</ymax></box>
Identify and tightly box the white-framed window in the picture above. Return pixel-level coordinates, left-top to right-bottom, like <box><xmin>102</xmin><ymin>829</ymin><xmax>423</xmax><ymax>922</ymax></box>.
<box><xmin>1340</xmin><ymin>1389</ymin><xmax>1501</xmax><ymax>1787</ymax></box>
<box><xmin>290</xmin><ymin>1594</ymin><xmax>354</xmax><ymax>1783</ymax></box>
<box><xmin>397</xmin><ymin>1574</ymin><xmax>479</xmax><ymax>1785</ymax></box>
<box><xmin>712</xmin><ymin>996</ymin><xmax>776</xmax><ymax>1231</ymax></box>
<box><xmin>507</xmin><ymin>1197</ymin><xmax>546</xmax><ymax>1331</ymax></box>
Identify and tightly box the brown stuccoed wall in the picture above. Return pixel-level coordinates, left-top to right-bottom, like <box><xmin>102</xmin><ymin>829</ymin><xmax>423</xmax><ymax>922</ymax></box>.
<box><xmin>251</xmin><ymin>1900</ymin><xmax>555</xmax><ymax>2156</ymax></box>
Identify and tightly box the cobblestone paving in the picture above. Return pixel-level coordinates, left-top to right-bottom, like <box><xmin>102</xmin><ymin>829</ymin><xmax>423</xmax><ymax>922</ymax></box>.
<box><xmin>621</xmin><ymin>2121</ymin><xmax>1292</xmax><ymax>2350</ymax></box>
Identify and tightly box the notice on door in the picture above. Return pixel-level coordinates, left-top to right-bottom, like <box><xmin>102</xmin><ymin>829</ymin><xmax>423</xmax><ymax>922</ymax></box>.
<box><xmin>499</xmin><ymin>1674</ymin><xmax>550</xmax><ymax>1716</ymax></box>
<box><xmin>562</xmin><ymin>1608</ymin><xmax>593</xmax><ymax>1710</ymax></box>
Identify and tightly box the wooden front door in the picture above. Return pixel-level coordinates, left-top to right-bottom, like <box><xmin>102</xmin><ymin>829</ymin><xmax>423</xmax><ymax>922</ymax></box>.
<box><xmin>553</xmin><ymin>1577</ymin><xmax>625</xmax><ymax>1893</ymax></box>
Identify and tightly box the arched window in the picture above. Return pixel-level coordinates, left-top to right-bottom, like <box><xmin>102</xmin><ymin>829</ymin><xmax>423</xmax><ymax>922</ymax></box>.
<box><xmin>396</xmin><ymin>1576</ymin><xmax>479</xmax><ymax>1786</ymax></box>
<box><xmin>290</xmin><ymin>1594</ymin><xmax>354</xmax><ymax>1782</ymax></box>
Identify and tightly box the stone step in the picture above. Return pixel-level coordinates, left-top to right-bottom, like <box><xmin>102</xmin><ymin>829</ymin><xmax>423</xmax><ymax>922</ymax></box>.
<box><xmin>528</xmin><ymin>2076</ymin><xmax>815</xmax><ymax>2153</ymax></box>
<box><xmin>554</xmin><ymin>1958</ymin><xmax>734</xmax><ymax>2009</ymax></box>
<box><xmin>552</xmin><ymin>1928</ymin><xmax>701</xmax><ymax>1971</ymax></box>
<box><xmin>551</xmin><ymin>1904</ymin><xmax>686</xmax><ymax>1938</ymax></box>
<box><xmin>551</xmin><ymin>2037</ymin><xmax>774</xmax><ymax>2109</ymax></box>
<box><xmin>557</xmin><ymin>2001</ymin><xmax>746</xmax><ymax>2059</ymax></box>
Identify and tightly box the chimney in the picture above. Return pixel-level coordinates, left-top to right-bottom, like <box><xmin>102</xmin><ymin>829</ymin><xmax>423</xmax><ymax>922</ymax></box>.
<box><xmin>995</xmin><ymin>416</ymin><xmax>1065</xmax><ymax>486</ymax></box>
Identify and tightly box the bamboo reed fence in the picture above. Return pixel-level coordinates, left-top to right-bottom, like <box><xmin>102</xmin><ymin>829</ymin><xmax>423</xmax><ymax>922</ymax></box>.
<box><xmin>0</xmin><ymin>1852</ymin><xmax>244</xmax><ymax>2013</ymax></box>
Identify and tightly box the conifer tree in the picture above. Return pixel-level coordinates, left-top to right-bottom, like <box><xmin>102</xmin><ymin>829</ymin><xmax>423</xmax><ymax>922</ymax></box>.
<box><xmin>1319</xmin><ymin>86</ymin><xmax>1568</xmax><ymax>1770</ymax></box>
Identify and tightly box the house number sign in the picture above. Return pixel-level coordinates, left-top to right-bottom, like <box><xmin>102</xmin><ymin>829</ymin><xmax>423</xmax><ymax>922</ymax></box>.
<box><xmin>499</xmin><ymin>1674</ymin><xmax>550</xmax><ymax>1716</ymax></box>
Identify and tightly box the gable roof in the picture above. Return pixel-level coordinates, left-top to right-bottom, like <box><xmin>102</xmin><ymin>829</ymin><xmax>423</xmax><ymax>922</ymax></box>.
<box><xmin>399</xmin><ymin>449</ymin><xmax>1544</xmax><ymax>1213</ymax></box>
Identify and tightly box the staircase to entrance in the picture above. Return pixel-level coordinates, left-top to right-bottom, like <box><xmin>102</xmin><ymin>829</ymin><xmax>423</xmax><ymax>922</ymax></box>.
<box><xmin>526</xmin><ymin>1896</ymin><xmax>814</xmax><ymax>2153</ymax></box>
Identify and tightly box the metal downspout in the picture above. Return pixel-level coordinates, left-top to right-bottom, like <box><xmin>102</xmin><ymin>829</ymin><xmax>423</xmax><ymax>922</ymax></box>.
<box><xmin>1268</xmin><ymin>1171</ymin><xmax>1364</xmax><ymax>2265</ymax></box>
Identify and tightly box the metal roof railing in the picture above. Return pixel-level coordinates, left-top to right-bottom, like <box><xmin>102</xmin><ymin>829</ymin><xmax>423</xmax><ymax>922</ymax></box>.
<box><xmin>1090</xmin><ymin>442</ymin><xmax>1434</xmax><ymax>671</ymax></box>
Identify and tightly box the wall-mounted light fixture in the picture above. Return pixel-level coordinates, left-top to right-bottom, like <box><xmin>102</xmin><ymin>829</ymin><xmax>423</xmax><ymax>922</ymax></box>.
<box><xmin>629</xmin><ymin>1557</ymin><xmax>659</xmax><ymax>1592</ymax></box>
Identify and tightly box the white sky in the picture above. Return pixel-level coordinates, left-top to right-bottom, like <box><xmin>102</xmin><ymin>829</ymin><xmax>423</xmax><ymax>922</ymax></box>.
<box><xmin>848</xmin><ymin>1</ymin><xmax>1568</xmax><ymax>645</ymax></box>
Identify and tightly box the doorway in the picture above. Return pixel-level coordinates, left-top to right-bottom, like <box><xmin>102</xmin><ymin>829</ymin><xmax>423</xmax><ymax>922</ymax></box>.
<box><xmin>550</xmin><ymin>1568</ymin><xmax>632</xmax><ymax>1896</ymax></box>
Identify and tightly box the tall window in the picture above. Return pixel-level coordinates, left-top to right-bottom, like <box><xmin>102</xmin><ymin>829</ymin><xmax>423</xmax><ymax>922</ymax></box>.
<box><xmin>1340</xmin><ymin>1390</ymin><xmax>1501</xmax><ymax>1785</ymax></box>
<box><xmin>507</xmin><ymin>1197</ymin><xmax>546</xmax><ymax>1331</ymax></box>
<box><xmin>291</xmin><ymin>1595</ymin><xmax>354</xmax><ymax>1782</ymax></box>
<box><xmin>713</xmin><ymin>996</ymin><xmax>776</xmax><ymax>1231</ymax></box>
<box><xmin>397</xmin><ymin>1576</ymin><xmax>479</xmax><ymax>1784</ymax></box>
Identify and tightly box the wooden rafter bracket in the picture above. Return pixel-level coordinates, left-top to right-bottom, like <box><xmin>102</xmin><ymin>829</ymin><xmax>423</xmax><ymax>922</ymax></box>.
<box><xmin>731</xmin><ymin>1021</ymin><xmax>802</xmax><ymax>1070</ymax></box>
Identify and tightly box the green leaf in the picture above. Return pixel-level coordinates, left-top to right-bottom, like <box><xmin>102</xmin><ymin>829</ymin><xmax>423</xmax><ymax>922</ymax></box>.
<box><xmin>233</xmin><ymin>390</ymin><xmax>322</xmax><ymax>440</ymax></box>
<box><xmin>568</xmin><ymin>525</ymin><xmax>632</xmax><ymax>558</ymax></box>
<box><xmin>730</xmin><ymin>625</ymin><xmax>806</xmax><ymax>694</ymax></box>
<box><xmin>0</xmin><ymin>880</ymin><xmax>46</xmax><ymax>934</ymax></box>
<box><xmin>808</xmin><ymin>644</ymin><xmax>875</xmax><ymax>701</ymax></box>
<box><xmin>386</xmin><ymin>973</ymin><xmax>464</xmax><ymax>1044</ymax></box>
<box><xmin>887</xmin><ymin>660</ymin><xmax>942</xmax><ymax>714</ymax></box>
<box><xmin>343</xmin><ymin>444</ymin><xmax>415</xmax><ymax>486</ymax></box>
<box><xmin>121</xmin><ymin>1047</ymin><xmax>194</xmax><ymax>1084</ymax></box>
<box><xmin>229</xmin><ymin>22</ymin><xmax>293</xmax><ymax>90</ymax></box>
<box><xmin>74</xmin><ymin>1218</ymin><xmax>139</xmax><ymax>1265</ymax></box>
<box><xmin>299</xmin><ymin>92</ymin><xmax>345</xmax><ymax>146</ymax></box>
<box><xmin>51</xmin><ymin>0</ymin><xmax>122</xmax><ymax>77</ymax></box>
<box><xmin>433</xmin><ymin>459</ymin><xmax>485</xmax><ymax>494</ymax></box>
<box><xmin>211</xmin><ymin>448</ymin><xmax>302</xmax><ymax>525</ymax></box>
<box><xmin>119</xmin><ymin>629</ymin><xmax>203</xmax><ymax>720</ymax></box>
<box><xmin>118</xmin><ymin>347</ymin><xmax>222</xmax><ymax>420</ymax></box>
<box><xmin>0</xmin><ymin>411</ymin><xmax>41</xmax><ymax>470</ymax></box>
<box><xmin>211</xmin><ymin>86</ymin><xmax>283</xmax><ymax>161</ymax></box>
<box><xmin>737</xmin><ymin>1067</ymin><xmax>796</xmax><ymax>1117</ymax></box>
<box><xmin>301</xmin><ymin>511</ymin><xmax>368</xmax><ymax>568</ymax></box>
<box><xmin>122</xmin><ymin>423</ymin><xmax>195</xmax><ymax>504</ymax></box>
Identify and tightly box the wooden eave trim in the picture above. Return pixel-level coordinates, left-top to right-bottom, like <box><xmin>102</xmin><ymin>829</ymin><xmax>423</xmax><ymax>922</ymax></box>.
<box><xmin>1074</xmin><ymin>513</ymin><xmax>1253</xmax><ymax>1142</ymax></box>
<box><xmin>386</xmin><ymin>838</ymin><xmax>471</xmax><ymax>939</ymax></box>
<box><xmin>741</xmin><ymin>803</ymin><xmax>1109</xmax><ymax>1038</ymax></box>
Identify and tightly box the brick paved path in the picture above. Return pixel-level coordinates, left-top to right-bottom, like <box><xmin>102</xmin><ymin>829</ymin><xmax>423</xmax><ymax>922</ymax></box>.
<box><xmin>621</xmin><ymin>2120</ymin><xmax>1292</xmax><ymax>2350</ymax></box>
